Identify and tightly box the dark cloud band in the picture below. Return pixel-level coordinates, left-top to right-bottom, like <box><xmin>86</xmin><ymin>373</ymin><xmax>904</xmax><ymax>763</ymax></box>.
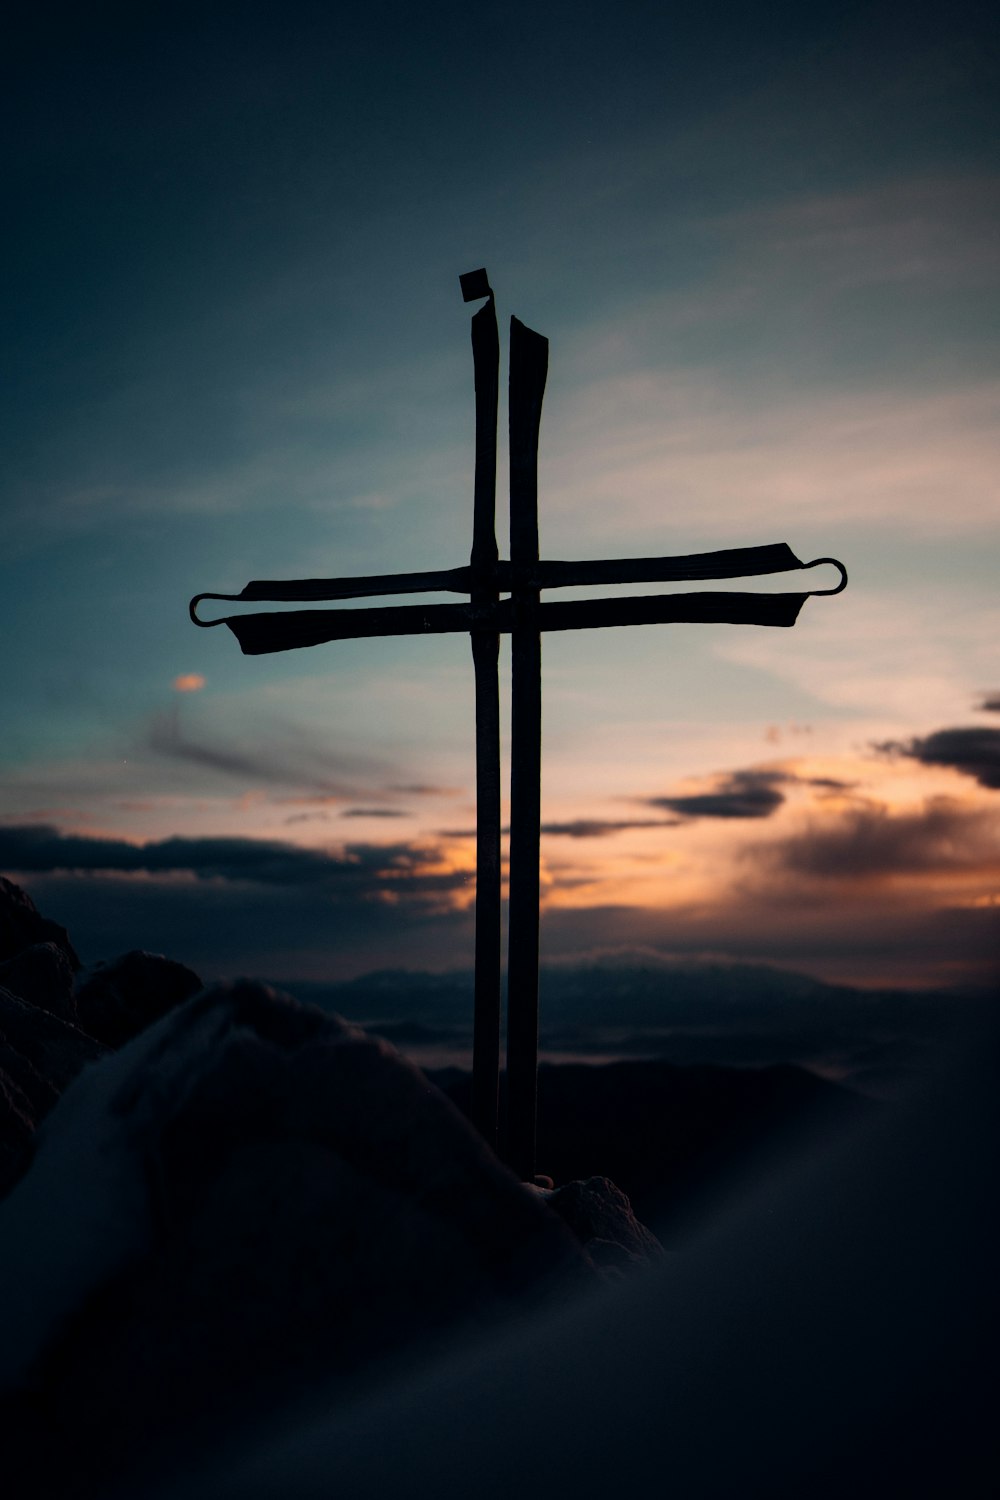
<box><xmin>751</xmin><ymin>798</ymin><xmax>1000</xmax><ymax>881</ymax></box>
<box><xmin>880</xmin><ymin>727</ymin><xmax>1000</xmax><ymax>791</ymax></box>
<box><xmin>0</xmin><ymin>824</ymin><xmax>464</xmax><ymax>898</ymax></box>
<box><xmin>648</xmin><ymin>770</ymin><xmax>788</xmax><ymax>820</ymax></box>
<box><xmin>540</xmin><ymin>818</ymin><xmax>682</xmax><ymax>839</ymax></box>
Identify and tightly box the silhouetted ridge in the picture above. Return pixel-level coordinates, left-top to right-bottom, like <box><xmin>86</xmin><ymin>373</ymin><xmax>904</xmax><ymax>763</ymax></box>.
<box><xmin>431</xmin><ymin>1058</ymin><xmax>869</xmax><ymax>1233</ymax></box>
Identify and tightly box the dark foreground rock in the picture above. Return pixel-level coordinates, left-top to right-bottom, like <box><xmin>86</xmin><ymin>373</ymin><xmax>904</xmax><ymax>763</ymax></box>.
<box><xmin>0</xmin><ymin>941</ymin><xmax>78</xmax><ymax>1023</ymax></box>
<box><xmin>0</xmin><ymin>981</ymin><xmax>592</xmax><ymax>1498</ymax></box>
<box><xmin>431</xmin><ymin>1058</ymin><xmax>871</xmax><ymax>1236</ymax></box>
<box><xmin>0</xmin><ymin>884</ymin><xmax>89</xmax><ymax>1195</ymax></box>
<box><xmin>0</xmin><ymin>879</ymin><xmax>663</xmax><ymax>1497</ymax></box>
<box><xmin>158</xmin><ymin>1025</ymin><xmax>998</xmax><ymax>1500</ymax></box>
<box><xmin>0</xmin><ymin>1037</ymin><xmax>54</xmax><ymax>1198</ymax></box>
<box><xmin>74</xmin><ymin>949</ymin><xmax>203</xmax><ymax>1047</ymax></box>
<box><xmin>0</xmin><ymin>877</ymin><xmax>79</xmax><ymax>971</ymax></box>
<box><xmin>0</xmin><ymin>881</ymin><xmax>202</xmax><ymax>1201</ymax></box>
<box><xmin>0</xmin><ymin>987</ymin><xmax>107</xmax><ymax>1196</ymax></box>
<box><xmin>0</xmin><ymin>987</ymin><xmax>106</xmax><ymax>1095</ymax></box>
<box><xmin>544</xmin><ymin>1175</ymin><xmax>664</xmax><ymax>1273</ymax></box>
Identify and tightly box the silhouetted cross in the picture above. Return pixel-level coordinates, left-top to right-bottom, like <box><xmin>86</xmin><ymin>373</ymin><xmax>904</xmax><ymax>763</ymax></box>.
<box><xmin>191</xmin><ymin>269</ymin><xmax>846</xmax><ymax>1179</ymax></box>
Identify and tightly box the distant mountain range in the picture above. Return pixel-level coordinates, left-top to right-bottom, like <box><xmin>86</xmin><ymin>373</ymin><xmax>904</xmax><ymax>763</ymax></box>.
<box><xmin>277</xmin><ymin>957</ymin><xmax>993</xmax><ymax>1098</ymax></box>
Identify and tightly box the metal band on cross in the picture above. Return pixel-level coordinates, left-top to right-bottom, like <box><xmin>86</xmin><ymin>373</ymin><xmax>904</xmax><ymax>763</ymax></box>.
<box><xmin>191</xmin><ymin>269</ymin><xmax>847</xmax><ymax>1180</ymax></box>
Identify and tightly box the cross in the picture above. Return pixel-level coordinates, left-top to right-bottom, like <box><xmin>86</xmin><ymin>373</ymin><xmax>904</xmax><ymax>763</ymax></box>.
<box><xmin>190</xmin><ymin>269</ymin><xmax>847</xmax><ymax>1181</ymax></box>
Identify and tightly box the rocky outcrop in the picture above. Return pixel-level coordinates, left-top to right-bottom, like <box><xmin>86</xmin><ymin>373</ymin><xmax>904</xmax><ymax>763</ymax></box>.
<box><xmin>543</xmin><ymin>1175</ymin><xmax>664</xmax><ymax>1273</ymax></box>
<box><xmin>0</xmin><ymin>877</ymin><xmax>79</xmax><ymax>971</ymax></box>
<box><xmin>0</xmin><ymin>987</ymin><xmax>105</xmax><ymax>1096</ymax></box>
<box><xmin>74</xmin><ymin>949</ymin><xmax>203</xmax><ymax>1048</ymax></box>
<box><xmin>0</xmin><ymin>885</ymin><xmax>202</xmax><ymax>1204</ymax></box>
<box><xmin>0</xmin><ymin>1041</ymin><xmax>55</xmax><ymax>1197</ymax></box>
<box><xmin>0</xmin><ymin>986</ymin><xmax>107</xmax><ymax>1196</ymax></box>
<box><xmin>0</xmin><ymin>941</ymin><xmax>78</xmax><ymax>1023</ymax></box>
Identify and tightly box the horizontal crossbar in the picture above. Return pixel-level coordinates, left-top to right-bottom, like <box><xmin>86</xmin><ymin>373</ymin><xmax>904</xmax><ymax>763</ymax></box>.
<box><xmin>219</xmin><ymin>590</ymin><xmax>809</xmax><ymax>655</ymax></box>
<box><xmin>205</xmin><ymin>541</ymin><xmax>815</xmax><ymax>606</ymax></box>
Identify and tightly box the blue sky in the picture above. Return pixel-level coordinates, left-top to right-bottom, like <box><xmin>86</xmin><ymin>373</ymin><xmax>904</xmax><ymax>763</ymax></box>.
<box><xmin>3</xmin><ymin>0</ymin><xmax>998</xmax><ymax>990</ymax></box>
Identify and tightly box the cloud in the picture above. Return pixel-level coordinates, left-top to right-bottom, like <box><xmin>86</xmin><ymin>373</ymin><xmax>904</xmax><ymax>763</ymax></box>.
<box><xmin>541</xmin><ymin>818</ymin><xmax>682</xmax><ymax>839</ymax></box>
<box><xmin>390</xmin><ymin>784</ymin><xmax>461</xmax><ymax>798</ymax></box>
<box><xmin>147</xmin><ymin>712</ymin><xmax>285</xmax><ymax>783</ymax></box>
<box><xmin>0</xmin><ymin>823</ymin><xmax>466</xmax><ymax>900</ymax></box>
<box><xmin>753</xmin><ymin>798</ymin><xmax>1000</xmax><ymax>883</ymax></box>
<box><xmin>145</xmin><ymin>706</ymin><xmax>366</xmax><ymax>795</ymax></box>
<box><xmin>277</xmin><ymin>795</ymin><xmax>345</xmax><ymax>807</ymax></box>
<box><xmin>341</xmin><ymin>808</ymin><xmax>408</xmax><ymax>820</ymax></box>
<box><xmin>717</xmin><ymin>591</ymin><xmax>1000</xmax><ymax>723</ymax></box>
<box><xmin>709</xmin><ymin>175</ymin><xmax>1000</xmax><ymax>298</ymax></box>
<box><xmin>977</xmin><ymin>695</ymin><xmax>1000</xmax><ymax>714</ymax></box>
<box><xmin>546</xmin><ymin>369</ymin><xmax>1000</xmax><ymax>544</ymax></box>
<box><xmin>764</xmin><ymin>725</ymin><xmax>813</xmax><ymax>746</ymax></box>
<box><xmin>647</xmin><ymin>770</ymin><xmax>788</xmax><ymax>820</ymax></box>
<box><xmin>435</xmin><ymin>817</ymin><xmax>683</xmax><ymax>841</ymax></box>
<box><xmin>880</xmin><ymin>727</ymin><xmax>1000</xmax><ymax>791</ymax></box>
<box><xmin>172</xmin><ymin>674</ymin><xmax>206</xmax><ymax>693</ymax></box>
<box><xmin>8</xmin><ymin>797</ymin><xmax>998</xmax><ymax>993</ymax></box>
<box><xmin>17</xmin><ymin>867</ymin><xmax>474</xmax><ymax>981</ymax></box>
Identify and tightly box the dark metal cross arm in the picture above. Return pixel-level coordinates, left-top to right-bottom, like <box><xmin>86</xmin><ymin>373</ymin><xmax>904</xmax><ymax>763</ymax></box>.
<box><xmin>195</xmin><ymin>585</ymin><xmax>821</xmax><ymax>656</ymax></box>
<box><xmin>189</xmin><ymin>547</ymin><xmax>846</xmax><ymax>624</ymax></box>
<box><xmin>527</xmin><ymin>547</ymin><xmax>847</xmax><ymax>594</ymax></box>
<box><xmin>206</xmin><ymin>566</ymin><xmax>474</xmax><ymax>604</ymax></box>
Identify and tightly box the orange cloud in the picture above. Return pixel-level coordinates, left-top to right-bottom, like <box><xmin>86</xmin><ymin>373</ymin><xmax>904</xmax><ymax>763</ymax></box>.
<box><xmin>746</xmin><ymin>796</ymin><xmax>1000</xmax><ymax>889</ymax></box>
<box><xmin>173</xmin><ymin>673</ymin><xmax>206</xmax><ymax>693</ymax></box>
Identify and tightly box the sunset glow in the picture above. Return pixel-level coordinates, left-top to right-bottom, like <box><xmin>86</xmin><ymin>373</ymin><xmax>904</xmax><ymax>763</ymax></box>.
<box><xmin>2</xmin><ymin>3</ymin><xmax>996</xmax><ymax>1000</ymax></box>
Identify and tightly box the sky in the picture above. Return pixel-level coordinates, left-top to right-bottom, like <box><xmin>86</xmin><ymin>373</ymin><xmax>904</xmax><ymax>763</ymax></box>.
<box><xmin>3</xmin><ymin>0</ymin><xmax>998</xmax><ymax>995</ymax></box>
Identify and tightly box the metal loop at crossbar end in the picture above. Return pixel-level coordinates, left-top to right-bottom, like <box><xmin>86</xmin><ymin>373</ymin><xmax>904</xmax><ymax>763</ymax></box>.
<box><xmin>189</xmin><ymin>593</ymin><xmax>242</xmax><ymax>627</ymax></box>
<box><xmin>802</xmin><ymin>557</ymin><xmax>848</xmax><ymax>595</ymax></box>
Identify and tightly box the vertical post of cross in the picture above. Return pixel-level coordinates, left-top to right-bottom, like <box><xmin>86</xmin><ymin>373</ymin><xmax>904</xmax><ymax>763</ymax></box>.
<box><xmin>461</xmin><ymin>269</ymin><xmax>502</xmax><ymax>1151</ymax></box>
<box><xmin>506</xmin><ymin>314</ymin><xmax>549</xmax><ymax>1181</ymax></box>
